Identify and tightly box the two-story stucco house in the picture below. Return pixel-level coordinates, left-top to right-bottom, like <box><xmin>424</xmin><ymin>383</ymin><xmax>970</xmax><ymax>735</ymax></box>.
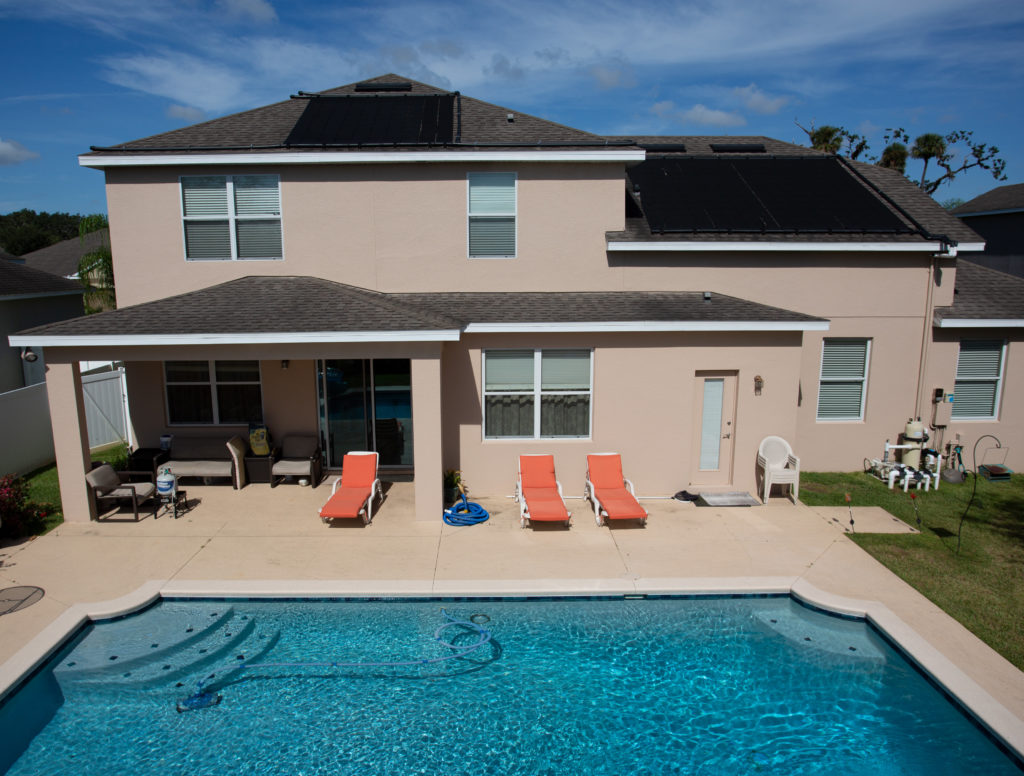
<box><xmin>11</xmin><ymin>74</ymin><xmax>1024</xmax><ymax>523</ymax></box>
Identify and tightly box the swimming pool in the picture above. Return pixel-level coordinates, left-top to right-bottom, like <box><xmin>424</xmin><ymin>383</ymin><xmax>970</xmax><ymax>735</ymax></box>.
<box><xmin>1</xmin><ymin>595</ymin><xmax>1020</xmax><ymax>775</ymax></box>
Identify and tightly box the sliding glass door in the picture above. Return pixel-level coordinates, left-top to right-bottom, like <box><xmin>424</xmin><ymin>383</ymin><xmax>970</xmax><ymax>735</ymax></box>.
<box><xmin>318</xmin><ymin>359</ymin><xmax>413</xmax><ymax>469</ymax></box>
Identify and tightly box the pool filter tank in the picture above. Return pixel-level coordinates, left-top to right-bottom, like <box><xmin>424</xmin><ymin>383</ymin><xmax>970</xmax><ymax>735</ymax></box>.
<box><xmin>902</xmin><ymin>418</ymin><xmax>926</xmax><ymax>469</ymax></box>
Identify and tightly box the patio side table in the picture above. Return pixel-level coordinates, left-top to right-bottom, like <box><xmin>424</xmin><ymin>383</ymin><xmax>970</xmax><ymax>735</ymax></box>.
<box><xmin>244</xmin><ymin>454</ymin><xmax>275</xmax><ymax>484</ymax></box>
<box><xmin>124</xmin><ymin>447</ymin><xmax>168</xmax><ymax>483</ymax></box>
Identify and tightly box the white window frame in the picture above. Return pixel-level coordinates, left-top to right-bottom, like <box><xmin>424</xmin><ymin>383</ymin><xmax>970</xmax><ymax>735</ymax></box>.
<box><xmin>467</xmin><ymin>172</ymin><xmax>517</xmax><ymax>259</ymax></box>
<box><xmin>816</xmin><ymin>338</ymin><xmax>871</xmax><ymax>422</ymax></box>
<box><xmin>164</xmin><ymin>360</ymin><xmax>264</xmax><ymax>426</ymax></box>
<box><xmin>179</xmin><ymin>174</ymin><xmax>283</xmax><ymax>261</ymax></box>
<box><xmin>482</xmin><ymin>349</ymin><xmax>593</xmax><ymax>440</ymax></box>
<box><xmin>951</xmin><ymin>340</ymin><xmax>1006</xmax><ymax>421</ymax></box>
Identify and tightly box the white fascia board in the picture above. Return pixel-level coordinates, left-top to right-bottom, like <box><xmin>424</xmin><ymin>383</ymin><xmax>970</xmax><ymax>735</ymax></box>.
<box><xmin>8</xmin><ymin>330</ymin><xmax>462</xmax><ymax>347</ymax></box>
<box><xmin>79</xmin><ymin>150</ymin><xmax>646</xmax><ymax>168</ymax></box>
<box><xmin>464</xmin><ymin>320</ymin><xmax>830</xmax><ymax>333</ymax></box>
<box><xmin>955</xmin><ymin>242</ymin><xmax>986</xmax><ymax>252</ymax></box>
<box><xmin>607</xmin><ymin>240</ymin><xmax>945</xmax><ymax>253</ymax></box>
<box><xmin>936</xmin><ymin>319</ymin><xmax>1024</xmax><ymax>328</ymax></box>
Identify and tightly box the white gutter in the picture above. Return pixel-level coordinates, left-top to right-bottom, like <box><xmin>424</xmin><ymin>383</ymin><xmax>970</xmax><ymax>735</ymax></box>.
<box><xmin>8</xmin><ymin>330</ymin><xmax>462</xmax><ymax>347</ymax></box>
<box><xmin>936</xmin><ymin>319</ymin><xmax>1024</xmax><ymax>328</ymax></box>
<box><xmin>80</xmin><ymin>150</ymin><xmax>646</xmax><ymax>168</ymax></box>
<box><xmin>464</xmin><ymin>320</ymin><xmax>829</xmax><ymax>333</ymax></box>
<box><xmin>607</xmin><ymin>240</ymin><xmax>950</xmax><ymax>253</ymax></box>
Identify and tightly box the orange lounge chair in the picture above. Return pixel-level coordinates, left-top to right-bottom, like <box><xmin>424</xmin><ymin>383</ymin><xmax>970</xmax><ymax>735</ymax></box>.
<box><xmin>515</xmin><ymin>454</ymin><xmax>572</xmax><ymax>529</ymax></box>
<box><xmin>585</xmin><ymin>453</ymin><xmax>648</xmax><ymax>527</ymax></box>
<box><xmin>319</xmin><ymin>452</ymin><xmax>381</xmax><ymax>525</ymax></box>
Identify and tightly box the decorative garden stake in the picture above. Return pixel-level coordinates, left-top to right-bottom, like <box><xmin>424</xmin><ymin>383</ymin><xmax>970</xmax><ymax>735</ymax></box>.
<box><xmin>910</xmin><ymin>491</ymin><xmax>920</xmax><ymax>529</ymax></box>
<box><xmin>845</xmin><ymin>492</ymin><xmax>854</xmax><ymax>532</ymax></box>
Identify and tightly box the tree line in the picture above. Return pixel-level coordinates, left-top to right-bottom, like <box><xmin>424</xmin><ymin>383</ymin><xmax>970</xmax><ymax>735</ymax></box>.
<box><xmin>0</xmin><ymin>209</ymin><xmax>95</xmax><ymax>256</ymax></box>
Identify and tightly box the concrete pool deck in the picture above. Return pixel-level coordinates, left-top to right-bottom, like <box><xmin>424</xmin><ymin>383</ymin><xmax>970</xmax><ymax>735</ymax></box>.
<box><xmin>1</xmin><ymin>481</ymin><xmax>1023</xmax><ymax>756</ymax></box>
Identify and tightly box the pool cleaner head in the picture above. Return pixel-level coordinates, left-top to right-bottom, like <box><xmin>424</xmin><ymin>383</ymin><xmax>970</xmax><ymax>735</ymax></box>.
<box><xmin>176</xmin><ymin>680</ymin><xmax>222</xmax><ymax>712</ymax></box>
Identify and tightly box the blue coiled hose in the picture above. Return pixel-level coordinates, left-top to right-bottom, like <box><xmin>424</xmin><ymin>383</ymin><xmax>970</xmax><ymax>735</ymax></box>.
<box><xmin>443</xmin><ymin>494</ymin><xmax>490</xmax><ymax>525</ymax></box>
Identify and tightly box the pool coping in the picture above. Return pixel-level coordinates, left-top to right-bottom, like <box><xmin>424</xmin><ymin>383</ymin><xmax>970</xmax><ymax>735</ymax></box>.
<box><xmin>2</xmin><ymin>576</ymin><xmax>1023</xmax><ymax>762</ymax></box>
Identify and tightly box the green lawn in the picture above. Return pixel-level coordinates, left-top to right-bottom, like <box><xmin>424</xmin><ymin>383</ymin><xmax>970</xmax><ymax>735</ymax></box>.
<box><xmin>801</xmin><ymin>470</ymin><xmax>1024</xmax><ymax>671</ymax></box>
<box><xmin>18</xmin><ymin>443</ymin><xmax>128</xmax><ymax>535</ymax></box>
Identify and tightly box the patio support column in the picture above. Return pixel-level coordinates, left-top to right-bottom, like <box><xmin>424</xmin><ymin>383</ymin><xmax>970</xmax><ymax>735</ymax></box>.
<box><xmin>411</xmin><ymin>352</ymin><xmax>442</xmax><ymax>522</ymax></box>
<box><xmin>45</xmin><ymin>358</ymin><xmax>95</xmax><ymax>522</ymax></box>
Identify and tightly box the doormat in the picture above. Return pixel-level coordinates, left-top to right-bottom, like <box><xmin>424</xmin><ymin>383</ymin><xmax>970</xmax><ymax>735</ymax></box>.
<box><xmin>696</xmin><ymin>492</ymin><xmax>761</xmax><ymax>507</ymax></box>
<box><xmin>0</xmin><ymin>586</ymin><xmax>45</xmax><ymax>615</ymax></box>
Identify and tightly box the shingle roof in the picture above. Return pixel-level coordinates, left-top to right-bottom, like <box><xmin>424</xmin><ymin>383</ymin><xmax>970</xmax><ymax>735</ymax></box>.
<box><xmin>15</xmin><ymin>276</ymin><xmax>460</xmax><ymax>337</ymax></box>
<box><xmin>399</xmin><ymin>290</ymin><xmax>825</xmax><ymax>325</ymax></box>
<box><xmin>15</xmin><ymin>277</ymin><xmax>823</xmax><ymax>340</ymax></box>
<box><xmin>83</xmin><ymin>74</ymin><xmax>615</xmax><ymax>157</ymax></box>
<box><xmin>952</xmin><ymin>183</ymin><xmax>1024</xmax><ymax>216</ymax></box>
<box><xmin>933</xmin><ymin>261</ymin><xmax>1024</xmax><ymax>324</ymax></box>
<box><xmin>20</xmin><ymin>229</ymin><xmax>108</xmax><ymax>278</ymax></box>
<box><xmin>604</xmin><ymin>135</ymin><xmax>813</xmax><ymax>156</ymax></box>
<box><xmin>0</xmin><ymin>260</ymin><xmax>84</xmax><ymax>299</ymax></box>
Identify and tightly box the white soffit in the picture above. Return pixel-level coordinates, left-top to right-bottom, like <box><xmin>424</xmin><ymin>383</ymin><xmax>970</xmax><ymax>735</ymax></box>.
<box><xmin>8</xmin><ymin>330</ymin><xmax>462</xmax><ymax>347</ymax></box>
<box><xmin>79</xmin><ymin>150</ymin><xmax>646</xmax><ymax>168</ymax></box>
<box><xmin>607</xmin><ymin>240</ymin><xmax>949</xmax><ymax>253</ymax></box>
<box><xmin>936</xmin><ymin>319</ymin><xmax>1024</xmax><ymax>328</ymax></box>
<box><xmin>464</xmin><ymin>321</ymin><xmax>829</xmax><ymax>333</ymax></box>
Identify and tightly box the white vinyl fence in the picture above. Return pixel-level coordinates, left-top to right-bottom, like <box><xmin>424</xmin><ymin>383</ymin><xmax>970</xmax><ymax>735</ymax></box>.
<box><xmin>83</xmin><ymin>368</ymin><xmax>131</xmax><ymax>449</ymax></box>
<box><xmin>0</xmin><ymin>383</ymin><xmax>55</xmax><ymax>476</ymax></box>
<box><xmin>0</xmin><ymin>367</ymin><xmax>132</xmax><ymax>478</ymax></box>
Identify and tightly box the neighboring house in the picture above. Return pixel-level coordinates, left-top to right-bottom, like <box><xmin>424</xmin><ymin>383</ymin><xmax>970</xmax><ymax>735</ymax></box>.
<box><xmin>20</xmin><ymin>228</ymin><xmax>110</xmax><ymax>279</ymax></box>
<box><xmin>0</xmin><ymin>260</ymin><xmax>84</xmax><ymax>392</ymax></box>
<box><xmin>952</xmin><ymin>183</ymin><xmax>1024</xmax><ymax>278</ymax></box>
<box><xmin>10</xmin><ymin>74</ymin><xmax>1020</xmax><ymax>523</ymax></box>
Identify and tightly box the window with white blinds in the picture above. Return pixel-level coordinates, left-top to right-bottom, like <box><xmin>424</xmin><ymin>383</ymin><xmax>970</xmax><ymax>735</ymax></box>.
<box><xmin>952</xmin><ymin>340</ymin><xmax>1005</xmax><ymax>420</ymax></box>
<box><xmin>483</xmin><ymin>349</ymin><xmax>591</xmax><ymax>438</ymax></box>
<box><xmin>468</xmin><ymin>173</ymin><xmax>516</xmax><ymax>257</ymax></box>
<box><xmin>816</xmin><ymin>338</ymin><xmax>870</xmax><ymax>421</ymax></box>
<box><xmin>181</xmin><ymin>175</ymin><xmax>282</xmax><ymax>260</ymax></box>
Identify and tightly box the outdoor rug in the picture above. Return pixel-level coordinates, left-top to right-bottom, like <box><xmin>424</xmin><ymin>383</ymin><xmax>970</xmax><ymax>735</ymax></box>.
<box><xmin>696</xmin><ymin>492</ymin><xmax>761</xmax><ymax>507</ymax></box>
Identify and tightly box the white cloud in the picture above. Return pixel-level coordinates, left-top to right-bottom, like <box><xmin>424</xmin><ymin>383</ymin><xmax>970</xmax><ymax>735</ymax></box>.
<box><xmin>214</xmin><ymin>0</ymin><xmax>277</xmax><ymax>23</ymax></box>
<box><xmin>0</xmin><ymin>138</ymin><xmax>40</xmax><ymax>165</ymax></box>
<box><xmin>733</xmin><ymin>83</ymin><xmax>788</xmax><ymax>115</ymax></box>
<box><xmin>167</xmin><ymin>104</ymin><xmax>206</xmax><ymax>122</ymax></box>
<box><xmin>486</xmin><ymin>54</ymin><xmax>525</xmax><ymax>81</ymax></box>
<box><xmin>101</xmin><ymin>52</ymin><xmax>247</xmax><ymax>112</ymax></box>
<box><xmin>652</xmin><ymin>101</ymin><xmax>745</xmax><ymax>128</ymax></box>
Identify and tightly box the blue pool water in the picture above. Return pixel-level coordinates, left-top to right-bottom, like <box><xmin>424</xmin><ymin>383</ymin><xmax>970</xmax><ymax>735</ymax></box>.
<box><xmin>1</xmin><ymin>596</ymin><xmax>1020</xmax><ymax>775</ymax></box>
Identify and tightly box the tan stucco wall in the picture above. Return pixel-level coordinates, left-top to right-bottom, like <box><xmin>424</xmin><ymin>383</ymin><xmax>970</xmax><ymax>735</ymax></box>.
<box><xmin>105</xmin><ymin>163</ymin><xmax>625</xmax><ymax>305</ymax></box>
<box><xmin>441</xmin><ymin>332</ymin><xmax>803</xmax><ymax>498</ymax></box>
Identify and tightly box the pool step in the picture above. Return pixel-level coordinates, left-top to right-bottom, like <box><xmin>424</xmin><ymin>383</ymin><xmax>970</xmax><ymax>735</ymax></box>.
<box><xmin>753</xmin><ymin>610</ymin><xmax>886</xmax><ymax>661</ymax></box>
<box><xmin>55</xmin><ymin>610</ymin><xmax>279</xmax><ymax>691</ymax></box>
<box><xmin>54</xmin><ymin>604</ymin><xmax>236</xmax><ymax>680</ymax></box>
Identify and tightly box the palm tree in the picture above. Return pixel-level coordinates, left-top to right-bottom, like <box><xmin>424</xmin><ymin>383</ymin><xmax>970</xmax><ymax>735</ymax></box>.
<box><xmin>879</xmin><ymin>143</ymin><xmax>908</xmax><ymax>174</ymax></box>
<box><xmin>911</xmin><ymin>133</ymin><xmax>946</xmax><ymax>189</ymax></box>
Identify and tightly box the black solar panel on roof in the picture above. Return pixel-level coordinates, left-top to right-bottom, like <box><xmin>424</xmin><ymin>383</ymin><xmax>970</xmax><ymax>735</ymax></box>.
<box><xmin>354</xmin><ymin>81</ymin><xmax>412</xmax><ymax>92</ymax></box>
<box><xmin>710</xmin><ymin>143</ymin><xmax>766</xmax><ymax>153</ymax></box>
<box><xmin>641</xmin><ymin>142</ymin><xmax>687</xmax><ymax>152</ymax></box>
<box><xmin>628</xmin><ymin>157</ymin><xmax>913</xmax><ymax>234</ymax></box>
<box><xmin>285</xmin><ymin>94</ymin><xmax>454</xmax><ymax>146</ymax></box>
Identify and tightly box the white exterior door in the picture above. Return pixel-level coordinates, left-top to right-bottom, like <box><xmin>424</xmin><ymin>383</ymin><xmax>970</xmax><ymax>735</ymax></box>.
<box><xmin>691</xmin><ymin>372</ymin><xmax>737</xmax><ymax>486</ymax></box>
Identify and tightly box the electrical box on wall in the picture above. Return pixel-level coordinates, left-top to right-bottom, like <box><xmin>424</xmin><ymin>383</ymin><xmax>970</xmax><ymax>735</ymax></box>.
<box><xmin>933</xmin><ymin>387</ymin><xmax>952</xmax><ymax>426</ymax></box>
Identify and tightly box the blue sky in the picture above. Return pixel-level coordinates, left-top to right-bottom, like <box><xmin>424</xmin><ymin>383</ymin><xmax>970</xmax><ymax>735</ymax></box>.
<box><xmin>2</xmin><ymin>0</ymin><xmax>1022</xmax><ymax>216</ymax></box>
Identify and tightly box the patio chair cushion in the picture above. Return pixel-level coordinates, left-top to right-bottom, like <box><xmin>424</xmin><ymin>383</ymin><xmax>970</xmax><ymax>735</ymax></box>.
<box><xmin>319</xmin><ymin>486</ymin><xmax>373</xmax><ymax>520</ymax></box>
<box><xmin>85</xmin><ymin>464</ymin><xmax>122</xmax><ymax>495</ymax></box>
<box><xmin>341</xmin><ymin>454</ymin><xmax>377</xmax><ymax>488</ymax></box>
<box><xmin>520</xmin><ymin>455</ymin><xmax>558</xmax><ymax>489</ymax></box>
<box><xmin>273</xmin><ymin>459</ymin><xmax>313</xmax><ymax>477</ymax></box>
<box><xmin>592</xmin><ymin>488</ymin><xmax>646</xmax><ymax>520</ymax></box>
<box><xmin>522</xmin><ymin>486</ymin><xmax>570</xmax><ymax>520</ymax></box>
<box><xmin>107</xmin><ymin>481</ymin><xmax>156</xmax><ymax>500</ymax></box>
<box><xmin>587</xmin><ymin>455</ymin><xmax>625</xmax><ymax>489</ymax></box>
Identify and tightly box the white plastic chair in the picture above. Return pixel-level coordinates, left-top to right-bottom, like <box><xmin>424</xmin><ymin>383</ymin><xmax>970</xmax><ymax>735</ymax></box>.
<box><xmin>757</xmin><ymin>436</ymin><xmax>800</xmax><ymax>503</ymax></box>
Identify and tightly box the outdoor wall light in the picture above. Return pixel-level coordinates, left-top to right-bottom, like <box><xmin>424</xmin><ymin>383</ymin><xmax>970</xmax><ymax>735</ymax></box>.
<box><xmin>21</xmin><ymin>348</ymin><xmax>38</xmax><ymax>363</ymax></box>
<box><xmin>754</xmin><ymin>375</ymin><xmax>764</xmax><ymax>395</ymax></box>
<box><xmin>281</xmin><ymin>360</ymin><xmax>290</xmax><ymax>370</ymax></box>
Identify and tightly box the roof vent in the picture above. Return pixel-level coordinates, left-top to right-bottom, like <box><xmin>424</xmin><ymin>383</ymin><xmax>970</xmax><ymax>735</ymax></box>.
<box><xmin>354</xmin><ymin>81</ymin><xmax>413</xmax><ymax>92</ymax></box>
<box><xmin>507</xmin><ymin>113</ymin><xmax>515</xmax><ymax>123</ymax></box>
<box><xmin>703</xmin><ymin>291</ymin><xmax>712</xmax><ymax>301</ymax></box>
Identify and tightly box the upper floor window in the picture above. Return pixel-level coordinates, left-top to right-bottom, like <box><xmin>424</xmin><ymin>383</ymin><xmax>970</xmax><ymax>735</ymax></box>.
<box><xmin>181</xmin><ymin>175</ymin><xmax>282</xmax><ymax>261</ymax></box>
<box><xmin>468</xmin><ymin>172</ymin><xmax>516</xmax><ymax>258</ymax></box>
<box><xmin>165</xmin><ymin>360</ymin><xmax>263</xmax><ymax>425</ymax></box>
<box><xmin>816</xmin><ymin>338</ymin><xmax>870</xmax><ymax>421</ymax></box>
<box><xmin>483</xmin><ymin>349</ymin><xmax>591</xmax><ymax>439</ymax></box>
<box><xmin>952</xmin><ymin>340</ymin><xmax>1005</xmax><ymax>420</ymax></box>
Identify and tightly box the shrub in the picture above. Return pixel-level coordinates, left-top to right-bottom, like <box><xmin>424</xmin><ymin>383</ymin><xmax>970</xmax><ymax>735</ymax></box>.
<box><xmin>0</xmin><ymin>474</ymin><xmax>50</xmax><ymax>538</ymax></box>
